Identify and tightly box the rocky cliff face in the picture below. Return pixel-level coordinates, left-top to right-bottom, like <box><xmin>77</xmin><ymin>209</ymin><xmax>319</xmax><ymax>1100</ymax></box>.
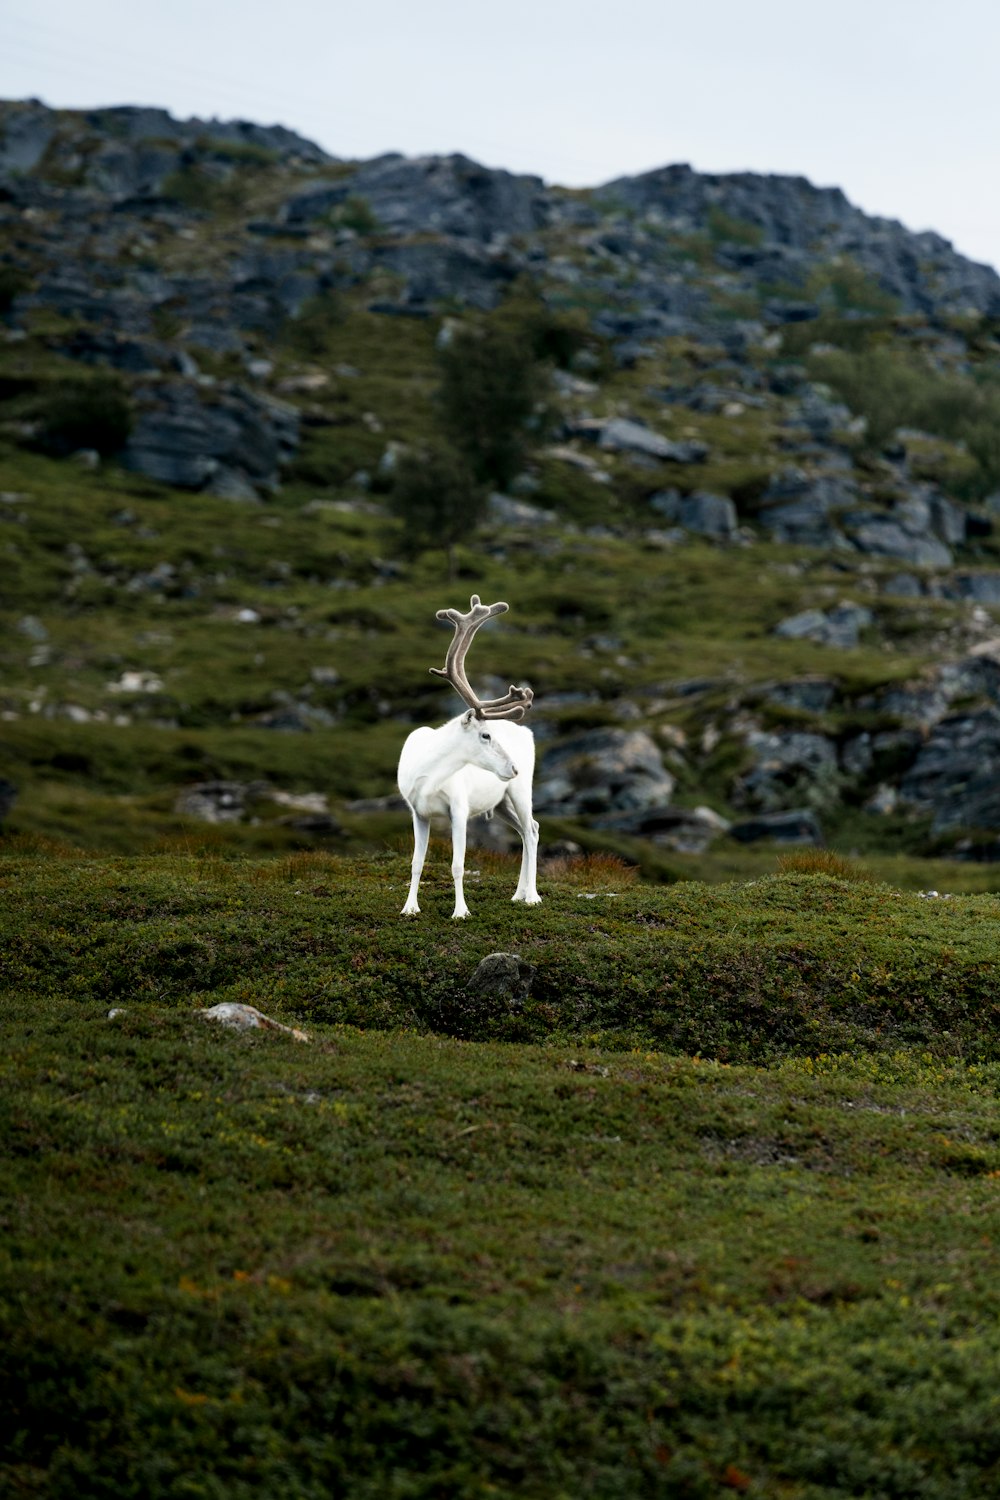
<box><xmin>601</xmin><ymin>163</ymin><xmax>1000</xmax><ymax>318</ymax></box>
<box><xmin>3</xmin><ymin>98</ymin><xmax>998</xmax><ymax>498</ymax></box>
<box><xmin>0</xmin><ymin>98</ymin><xmax>331</xmax><ymax>183</ymax></box>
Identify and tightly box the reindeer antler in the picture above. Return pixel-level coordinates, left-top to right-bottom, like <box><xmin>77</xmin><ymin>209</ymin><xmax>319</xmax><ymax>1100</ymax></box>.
<box><xmin>429</xmin><ymin>594</ymin><xmax>534</xmax><ymax>721</ymax></box>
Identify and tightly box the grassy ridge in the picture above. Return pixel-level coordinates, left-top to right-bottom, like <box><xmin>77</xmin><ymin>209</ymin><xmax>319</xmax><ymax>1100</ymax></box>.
<box><xmin>4</xmin><ymin>853</ymin><xmax>1000</xmax><ymax>1061</ymax></box>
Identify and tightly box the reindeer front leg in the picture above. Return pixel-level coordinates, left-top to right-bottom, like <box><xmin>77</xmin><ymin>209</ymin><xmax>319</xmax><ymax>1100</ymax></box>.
<box><xmin>450</xmin><ymin>802</ymin><xmax>471</xmax><ymax>919</ymax></box>
<box><xmin>513</xmin><ymin>814</ymin><xmax>541</xmax><ymax>904</ymax></box>
<box><xmin>504</xmin><ymin>784</ymin><xmax>542</xmax><ymax>905</ymax></box>
<box><xmin>402</xmin><ymin>809</ymin><xmax>430</xmax><ymax>915</ymax></box>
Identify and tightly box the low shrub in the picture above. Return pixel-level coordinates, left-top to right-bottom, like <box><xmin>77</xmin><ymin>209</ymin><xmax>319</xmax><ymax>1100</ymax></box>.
<box><xmin>776</xmin><ymin>850</ymin><xmax>874</xmax><ymax>883</ymax></box>
<box><xmin>0</xmin><ymin>264</ymin><xmax>30</xmax><ymax>314</ymax></box>
<box><xmin>30</xmin><ymin>374</ymin><xmax>132</xmax><ymax>457</ymax></box>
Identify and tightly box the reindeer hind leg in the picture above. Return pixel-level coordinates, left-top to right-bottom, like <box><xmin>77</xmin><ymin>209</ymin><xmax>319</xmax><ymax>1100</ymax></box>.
<box><xmin>401</xmin><ymin>808</ymin><xmax>430</xmax><ymax>915</ymax></box>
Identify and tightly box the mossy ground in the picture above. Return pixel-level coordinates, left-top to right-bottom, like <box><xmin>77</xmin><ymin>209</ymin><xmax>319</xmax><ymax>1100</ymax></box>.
<box><xmin>1</xmin><ymin>852</ymin><xmax>1000</xmax><ymax>1494</ymax></box>
<box><xmin>3</xmin><ymin>855</ymin><xmax>1000</xmax><ymax>1496</ymax></box>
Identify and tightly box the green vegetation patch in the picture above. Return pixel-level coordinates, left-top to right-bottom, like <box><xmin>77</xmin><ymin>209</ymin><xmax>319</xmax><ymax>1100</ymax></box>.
<box><xmin>808</xmin><ymin>345</ymin><xmax>1000</xmax><ymax>498</ymax></box>
<box><xmin>2</xmin><ymin>976</ymin><xmax>1000</xmax><ymax>1496</ymax></box>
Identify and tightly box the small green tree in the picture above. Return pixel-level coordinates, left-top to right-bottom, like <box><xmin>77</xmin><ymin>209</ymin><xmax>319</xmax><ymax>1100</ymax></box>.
<box><xmin>281</xmin><ymin>289</ymin><xmax>347</xmax><ymax>359</ymax></box>
<box><xmin>388</xmin><ymin>445</ymin><xmax>488</xmax><ymax>577</ymax></box>
<box><xmin>437</xmin><ymin>319</ymin><xmax>544</xmax><ymax>490</ymax></box>
<box><xmin>493</xmin><ymin>280</ymin><xmax>592</xmax><ymax>369</ymax></box>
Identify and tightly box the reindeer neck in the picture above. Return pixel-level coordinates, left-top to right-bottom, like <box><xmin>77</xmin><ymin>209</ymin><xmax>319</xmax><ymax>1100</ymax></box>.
<box><xmin>415</xmin><ymin>716</ymin><xmax>479</xmax><ymax>792</ymax></box>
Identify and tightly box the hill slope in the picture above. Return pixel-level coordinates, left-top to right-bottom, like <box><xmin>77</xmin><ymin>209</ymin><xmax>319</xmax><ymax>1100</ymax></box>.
<box><xmin>4</xmin><ymin>99</ymin><xmax>1000</xmax><ymax>876</ymax></box>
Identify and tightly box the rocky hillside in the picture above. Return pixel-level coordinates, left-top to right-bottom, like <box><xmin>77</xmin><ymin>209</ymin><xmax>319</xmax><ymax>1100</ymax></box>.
<box><xmin>4</xmin><ymin>97</ymin><xmax>1000</xmax><ymax>875</ymax></box>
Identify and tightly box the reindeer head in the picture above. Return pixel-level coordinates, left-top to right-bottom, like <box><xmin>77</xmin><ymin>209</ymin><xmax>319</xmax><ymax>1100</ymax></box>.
<box><xmin>459</xmin><ymin>716</ymin><xmax>519</xmax><ymax>780</ymax></box>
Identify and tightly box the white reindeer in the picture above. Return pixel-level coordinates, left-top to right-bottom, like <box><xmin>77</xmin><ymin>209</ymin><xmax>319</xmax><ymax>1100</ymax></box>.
<box><xmin>398</xmin><ymin>595</ymin><xmax>541</xmax><ymax>919</ymax></box>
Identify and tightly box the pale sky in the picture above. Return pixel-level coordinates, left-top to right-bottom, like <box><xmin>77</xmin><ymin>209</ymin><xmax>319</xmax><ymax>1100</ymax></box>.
<box><xmin>2</xmin><ymin>0</ymin><xmax>999</xmax><ymax>273</ymax></box>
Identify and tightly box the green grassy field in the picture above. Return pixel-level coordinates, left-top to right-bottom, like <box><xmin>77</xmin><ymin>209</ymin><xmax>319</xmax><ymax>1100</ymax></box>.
<box><xmin>3</xmin><ymin>853</ymin><xmax>1000</xmax><ymax>1497</ymax></box>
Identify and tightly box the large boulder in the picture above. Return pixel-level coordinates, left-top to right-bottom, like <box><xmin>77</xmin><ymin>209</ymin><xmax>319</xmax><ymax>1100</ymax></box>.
<box><xmin>48</xmin><ymin>328</ymin><xmax>177</xmax><ymax>374</ymax></box>
<box><xmin>928</xmin><ymin>492</ymin><xmax>969</xmax><ymax>546</ymax></box>
<box><xmin>599</xmin><ymin>418</ymin><xmax>708</xmax><ymax>463</ymax></box>
<box><xmin>175</xmin><ymin>780</ymin><xmax>339</xmax><ymax>835</ymax></box>
<box><xmin>898</xmin><ymin>707</ymin><xmax>1000</xmax><ymax>832</ymax></box>
<box><xmin>945</xmin><ymin>573</ymin><xmax>1000</xmax><ymax>605</ymax></box>
<box><xmin>571</xmin><ymin>418</ymin><xmax>708</xmax><ymax>464</ymax></box>
<box><xmin>466</xmin><ymin>953</ymin><xmax>536</xmax><ymax>1007</ymax></box>
<box><xmin>842</xmin><ymin>488</ymin><xmax>958</xmax><ymax>567</ymax></box>
<box><xmin>765</xmin><ymin>678</ymin><xmax>837</xmax><ymax>713</ymax></box>
<box><xmin>650</xmin><ymin>489</ymin><xmax>737</xmax><ymax>540</ymax></box>
<box><xmin>122</xmin><ymin>381</ymin><xmax>299</xmax><ymax>494</ymax></box>
<box><xmin>786</xmin><ymin>385</ymin><xmax>855</xmax><ymax>440</ymax></box>
<box><xmin>0</xmin><ymin>100</ymin><xmax>56</xmax><ymax>175</ymax></box>
<box><xmin>26</xmin><ymin>273</ymin><xmax>154</xmax><ymax>336</ymax></box>
<box><xmin>729</xmin><ymin>809</ymin><xmax>825</xmax><ymax>845</ymax></box>
<box><xmin>774</xmin><ymin>602</ymin><xmax>873</xmax><ymax>649</ymax></box>
<box><xmin>756</xmin><ymin>468</ymin><xmax>856</xmax><ymax>548</ymax></box>
<box><xmin>369</xmin><ymin>238</ymin><xmax>520</xmax><ymax>308</ymax></box>
<box><xmin>733</xmin><ymin>730</ymin><xmax>841</xmax><ymax>812</ymax></box>
<box><xmin>592</xmin><ymin>805</ymin><xmax>730</xmax><ymax>854</ymax></box>
<box><xmin>535</xmin><ymin>728</ymin><xmax>675</xmax><ymax>817</ymax></box>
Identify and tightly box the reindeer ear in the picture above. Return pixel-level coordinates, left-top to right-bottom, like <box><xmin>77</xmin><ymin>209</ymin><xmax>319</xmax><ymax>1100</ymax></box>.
<box><xmin>462</xmin><ymin>709</ymin><xmax>476</xmax><ymax>725</ymax></box>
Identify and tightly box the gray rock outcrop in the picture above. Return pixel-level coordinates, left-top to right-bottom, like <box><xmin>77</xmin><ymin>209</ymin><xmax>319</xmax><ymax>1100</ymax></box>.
<box><xmin>757</xmin><ymin>468</ymin><xmax>856</xmax><ymax>548</ymax></box>
<box><xmin>0</xmin><ymin>100</ymin><xmax>331</xmax><ymax>198</ymax></box>
<box><xmin>572</xmin><ymin>417</ymin><xmax>709</xmax><ymax>464</ymax></box>
<box><xmin>175</xmin><ymin>781</ymin><xmax>269</xmax><ymax>822</ymax></box>
<box><xmin>600</xmin><ymin>162</ymin><xmax>1000</xmax><ymax>317</ymax></box>
<box><xmin>282</xmin><ymin>152</ymin><xmax>547</xmax><ymax>240</ymax></box>
<box><xmin>843</xmin><ymin>502</ymin><xmax>954</xmax><ymax>567</ymax></box>
<box><xmin>649</xmin><ymin>489</ymin><xmax>737</xmax><ymax>539</ymax></box>
<box><xmin>592</xmin><ymin>804</ymin><xmax>730</xmax><ymax>854</ymax></box>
